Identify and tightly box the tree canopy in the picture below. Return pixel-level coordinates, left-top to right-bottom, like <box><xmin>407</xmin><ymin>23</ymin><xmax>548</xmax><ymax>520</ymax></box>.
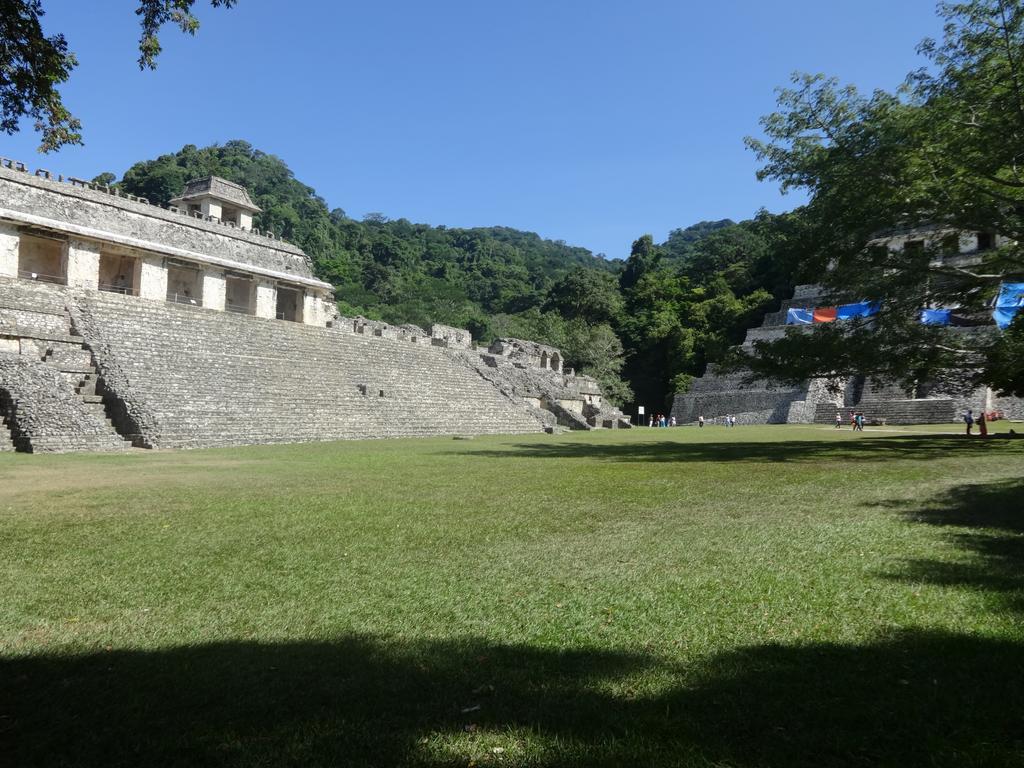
<box><xmin>0</xmin><ymin>0</ymin><xmax>236</xmax><ymax>151</ymax></box>
<box><xmin>739</xmin><ymin>0</ymin><xmax>1024</xmax><ymax>397</ymax></box>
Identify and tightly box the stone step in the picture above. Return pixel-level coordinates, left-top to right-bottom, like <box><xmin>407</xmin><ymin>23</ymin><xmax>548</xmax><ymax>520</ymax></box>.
<box><xmin>812</xmin><ymin>399</ymin><xmax>956</xmax><ymax>425</ymax></box>
<box><xmin>71</xmin><ymin>292</ymin><xmax>547</xmax><ymax>450</ymax></box>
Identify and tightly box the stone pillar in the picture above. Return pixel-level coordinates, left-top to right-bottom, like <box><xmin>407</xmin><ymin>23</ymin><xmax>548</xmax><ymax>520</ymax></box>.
<box><xmin>202</xmin><ymin>270</ymin><xmax>226</xmax><ymax>311</ymax></box>
<box><xmin>255</xmin><ymin>280</ymin><xmax>277</xmax><ymax>319</ymax></box>
<box><xmin>0</xmin><ymin>223</ymin><xmax>18</xmax><ymax>278</ymax></box>
<box><xmin>302</xmin><ymin>291</ymin><xmax>325</xmax><ymax>326</ymax></box>
<box><xmin>63</xmin><ymin>238</ymin><xmax>101</xmax><ymax>289</ymax></box>
<box><xmin>138</xmin><ymin>255</ymin><xmax>168</xmax><ymax>301</ymax></box>
<box><xmin>200</xmin><ymin>199</ymin><xmax>223</xmax><ymax>220</ymax></box>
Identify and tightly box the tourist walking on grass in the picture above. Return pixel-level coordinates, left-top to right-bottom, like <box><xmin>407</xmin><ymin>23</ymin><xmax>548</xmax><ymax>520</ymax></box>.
<box><xmin>835</xmin><ymin>412</ymin><xmax>842</xmax><ymax>429</ymax></box>
<box><xmin>964</xmin><ymin>409</ymin><xmax>974</xmax><ymax>436</ymax></box>
<box><xmin>850</xmin><ymin>410</ymin><xmax>857</xmax><ymax>429</ymax></box>
<box><xmin>698</xmin><ymin>415</ymin><xmax>705</xmax><ymax>428</ymax></box>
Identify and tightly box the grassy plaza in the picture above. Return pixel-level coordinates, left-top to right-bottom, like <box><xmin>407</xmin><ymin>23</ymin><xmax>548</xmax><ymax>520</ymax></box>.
<box><xmin>2</xmin><ymin>425</ymin><xmax>1023</xmax><ymax>766</ymax></box>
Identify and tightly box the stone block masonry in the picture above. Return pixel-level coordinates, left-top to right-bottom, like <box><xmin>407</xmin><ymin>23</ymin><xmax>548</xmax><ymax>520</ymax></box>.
<box><xmin>0</xmin><ymin>163</ymin><xmax>335</xmax><ymax>327</ymax></box>
<box><xmin>1</xmin><ymin>278</ymin><xmax>634</xmax><ymax>452</ymax></box>
<box><xmin>68</xmin><ymin>287</ymin><xmax>548</xmax><ymax>449</ymax></box>
<box><xmin>0</xmin><ymin>349</ymin><xmax>130</xmax><ymax>453</ymax></box>
<box><xmin>0</xmin><ymin>165</ymin><xmax>311</xmax><ymax>277</ymax></box>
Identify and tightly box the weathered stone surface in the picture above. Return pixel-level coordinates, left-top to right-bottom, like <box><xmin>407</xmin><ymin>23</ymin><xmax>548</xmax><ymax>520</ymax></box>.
<box><xmin>0</xmin><ymin>352</ymin><xmax>130</xmax><ymax>453</ymax></box>
<box><xmin>65</xmin><ymin>287</ymin><xmax>548</xmax><ymax>449</ymax></box>
<box><xmin>430</xmin><ymin>323</ymin><xmax>473</xmax><ymax>349</ymax></box>
<box><xmin>0</xmin><ymin>166</ymin><xmax>314</xmax><ymax>279</ymax></box>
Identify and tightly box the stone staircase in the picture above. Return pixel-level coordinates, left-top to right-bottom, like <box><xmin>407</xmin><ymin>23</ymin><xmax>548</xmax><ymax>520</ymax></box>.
<box><xmin>0</xmin><ymin>279</ymin><xmax>136</xmax><ymax>452</ymax></box>
<box><xmin>0</xmin><ymin>392</ymin><xmax>15</xmax><ymax>451</ymax></box>
<box><xmin>813</xmin><ymin>398</ymin><xmax>956</xmax><ymax>425</ymax></box>
<box><xmin>0</xmin><ymin>353</ymin><xmax>134</xmax><ymax>453</ymax></box>
<box><xmin>69</xmin><ymin>289</ymin><xmax>547</xmax><ymax>449</ymax></box>
<box><xmin>671</xmin><ymin>364</ymin><xmax>815</xmax><ymax>425</ymax></box>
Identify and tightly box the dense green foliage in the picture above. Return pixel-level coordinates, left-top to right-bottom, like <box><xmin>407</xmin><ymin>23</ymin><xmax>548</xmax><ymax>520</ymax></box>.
<box><xmin>115</xmin><ymin>140</ymin><xmax>803</xmax><ymax>409</ymax></box>
<box><xmin>3</xmin><ymin>427</ymin><xmax>1023</xmax><ymax>765</ymax></box>
<box><xmin>741</xmin><ymin>0</ymin><xmax>1024</xmax><ymax>395</ymax></box>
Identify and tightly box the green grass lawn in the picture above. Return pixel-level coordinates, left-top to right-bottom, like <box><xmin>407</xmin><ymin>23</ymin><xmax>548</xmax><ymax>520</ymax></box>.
<box><xmin>1</xmin><ymin>424</ymin><xmax>1022</xmax><ymax>767</ymax></box>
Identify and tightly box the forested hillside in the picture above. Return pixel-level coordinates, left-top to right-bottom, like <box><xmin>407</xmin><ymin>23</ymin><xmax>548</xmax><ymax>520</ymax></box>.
<box><xmin>109</xmin><ymin>141</ymin><xmax>808</xmax><ymax>410</ymax></box>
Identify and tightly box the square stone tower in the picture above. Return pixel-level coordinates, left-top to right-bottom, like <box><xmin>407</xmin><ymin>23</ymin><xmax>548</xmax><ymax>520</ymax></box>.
<box><xmin>169</xmin><ymin>176</ymin><xmax>261</xmax><ymax>229</ymax></box>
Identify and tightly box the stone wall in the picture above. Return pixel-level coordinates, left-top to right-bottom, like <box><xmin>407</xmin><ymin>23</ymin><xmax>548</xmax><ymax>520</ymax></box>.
<box><xmin>68</xmin><ymin>288</ymin><xmax>547</xmax><ymax>448</ymax></box>
<box><xmin>458</xmin><ymin>348</ymin><xmax>629</xmax><ymax>430</ymax></box>
<box><xmin>0</xmin><ymin>353</ymin><xmax>129</xmax><ymax>452</ymax></box>
<box><xmin>0</xmin><ymin>166</ymin><xmax>313</xmax><ymax>279</ymax></box>
<box><xmin>0</xmin><ymin>278</ymin><xmax>626</xmax><ymax>451</ymax></box>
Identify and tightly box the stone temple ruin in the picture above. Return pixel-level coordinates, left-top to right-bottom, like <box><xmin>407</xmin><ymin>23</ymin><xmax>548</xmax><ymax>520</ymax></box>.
<box><xmin>672</xmin><ymin>227</ymin><xmax>1024</xmax><ymax>425</ymax></box>
<box><xmin>0</xmin><ymin>160</ymin><xmax>628</xmax><ymax>452</ymax></box>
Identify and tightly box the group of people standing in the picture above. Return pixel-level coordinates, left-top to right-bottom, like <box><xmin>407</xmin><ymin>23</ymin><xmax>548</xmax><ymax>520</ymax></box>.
<box><xmin>648</xmin><ymin>414</ymin><xmax>676</xmax><ymax>427</ymax></box>
<box><xmin>963</xmin><ymin>409</ymin><xmax>990</xmax><ymax>437</ymax></box>
<box><xmin>835</xmin><ymin>411</ymin><xmax>866</xmax><ymax>430</ymax></box>
<box><xmin>696</xmin><ymin>415</ymin><xmax>737</xmax><ymax>427</ymax></box>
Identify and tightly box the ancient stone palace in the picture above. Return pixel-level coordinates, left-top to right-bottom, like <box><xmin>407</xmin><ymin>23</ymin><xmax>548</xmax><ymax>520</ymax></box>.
<box><xmin>0</xmin><ymin>160</ymin><xmax>627</xmax><ymax>452</ymax></box>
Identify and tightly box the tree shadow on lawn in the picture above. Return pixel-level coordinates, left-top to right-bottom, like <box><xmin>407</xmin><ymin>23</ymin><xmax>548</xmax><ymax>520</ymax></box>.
<box><xmin>4</xmin><ymin>629</ymin><xmax>1022</xmax><ymax>767</ymax></box>
<box><xmin>6</xmin><ymin>479</ymin><xmax>1023</xmax><ymax>767</ymax></box>
<box><xmin>454</xmin><ymin>434</ymin><xmax>1023</xmax><ymax>464</ymax></box>
<box><xmin>880</xmin><ymin>478</ymin><xmax>1024</xmax><ymax>615</ymax></box>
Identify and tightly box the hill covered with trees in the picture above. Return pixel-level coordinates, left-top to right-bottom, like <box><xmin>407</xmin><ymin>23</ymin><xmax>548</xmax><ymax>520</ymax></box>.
<box><xmin>109</xmin><ymin>141</ymin><xmax>806</xmax><ymax>410</ymax></box>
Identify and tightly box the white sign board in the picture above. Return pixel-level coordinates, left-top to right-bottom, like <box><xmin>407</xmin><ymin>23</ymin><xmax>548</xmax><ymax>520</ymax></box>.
<box><xmin>637</xmin><ymin>406</ymin><xmax>645</xmax><ymax>415</ymax></box>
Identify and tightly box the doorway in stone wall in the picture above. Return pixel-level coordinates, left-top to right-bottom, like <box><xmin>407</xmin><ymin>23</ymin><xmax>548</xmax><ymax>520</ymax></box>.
<box><xmin>225</xmin><ymin>275</ymin><xmax>254</xmax><ymax>315</ymax></box>
<box><xmin>166</xmin><ymin>264</ymin><xmax>202</xmax><ymax>306</ymax></box>
<box><xmin>276</xmin><ymin>286</ymin><xmax>301</xmax><ymax>322</ymax></box>
<box><xmin>18</xmin><ymin>232</ymin><xmax>66</xmax><ymax>285</ymax></box>
<box><xmin>98</xmin><ymin>251</ymin><xmax>140</xmax><ymax>295</ymax></box>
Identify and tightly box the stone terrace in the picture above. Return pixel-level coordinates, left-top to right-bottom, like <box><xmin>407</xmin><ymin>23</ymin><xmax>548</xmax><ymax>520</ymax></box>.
<box><xmin>70</xmin><ymin>289</ymin><xmax>546</xmax><ymax>448</ymax></box>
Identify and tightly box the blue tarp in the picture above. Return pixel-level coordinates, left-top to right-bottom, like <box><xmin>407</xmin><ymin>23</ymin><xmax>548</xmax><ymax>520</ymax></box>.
<box><xmin>786</xmin><ymin>308</ymin><xmax>813</xmax><ymax>325</ymax></box>
<box><xmin>993</xmin><ymin>282</ymin><xmax>1024</xmax><ymax>330</ymax></box>
<box><xmin>920</xmin><ymin>308</ymin><xmax>952</xmax><ymax>326</ymax></box>
<box><xmin>837</xmin><ymin>301</ymin><xmax>880</xmax><ymax>320</ymax></box>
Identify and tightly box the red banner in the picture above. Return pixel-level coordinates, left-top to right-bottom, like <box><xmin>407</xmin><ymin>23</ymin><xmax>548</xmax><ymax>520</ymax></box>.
<box><xmin>813</xmin><ymin>307</ymin><xmax>837</xmax><ymax>323</ymax></box>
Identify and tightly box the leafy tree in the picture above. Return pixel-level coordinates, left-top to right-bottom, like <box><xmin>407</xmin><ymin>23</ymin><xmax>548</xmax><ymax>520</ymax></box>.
<box><xmin>544</xmin><ymin>267</ymin><xmax>624</xmax><ymax>325</ymax></box>
<box><xmin>985</xmin><ymin>314</ymin><xmax>1024</xmax><ymax>397</ymax></box>
<box><xmin>0</xmin><ymin>0</ymin><xmax>78</xmax><ymax>151</ymax></box>
<box><xmin>740</xmin><ymin>0</ymin><xmax>1024</xmax><ymax>394</ymax></box>
<box><xmin>619</xmin><ymin>235</ymin><xmax>661</xmax><ymax>291</ymax></box>
<box><xmin>0</xmin><ymin>0</ymin><xmax>235</xmax><ymax>151</ymax></box>
<box><xmin>90</xmin><ymin>171</ymin><xmax>116</xmax><ymax>186</ymax></box>
<box><xmin>662</xmin><ymin>219</ymin><xmax>735</xmax><ymax>263</ymax></box>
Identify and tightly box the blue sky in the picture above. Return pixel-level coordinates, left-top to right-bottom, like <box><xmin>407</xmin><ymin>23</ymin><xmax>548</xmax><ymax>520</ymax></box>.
<box><xmin>3</xmin><ymin>1</ymin><xmax>943</xmax><ymax>259</ymax></box>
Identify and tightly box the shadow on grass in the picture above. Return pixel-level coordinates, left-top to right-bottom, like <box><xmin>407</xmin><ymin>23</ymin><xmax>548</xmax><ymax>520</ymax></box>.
<box><xmin>882</xmin><ymin>478</ymin><xmax>1024</xmax><ymax>615</ymax></box>
<box><xmin>454</xmin><ymin>434</ymin><xmax>1024</xmax><ymax>464</ymax></box>
<box><xmin>4</xmin><ymin>630</ymin><xmax>1023</xmax><ymax>767</ymax></box>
